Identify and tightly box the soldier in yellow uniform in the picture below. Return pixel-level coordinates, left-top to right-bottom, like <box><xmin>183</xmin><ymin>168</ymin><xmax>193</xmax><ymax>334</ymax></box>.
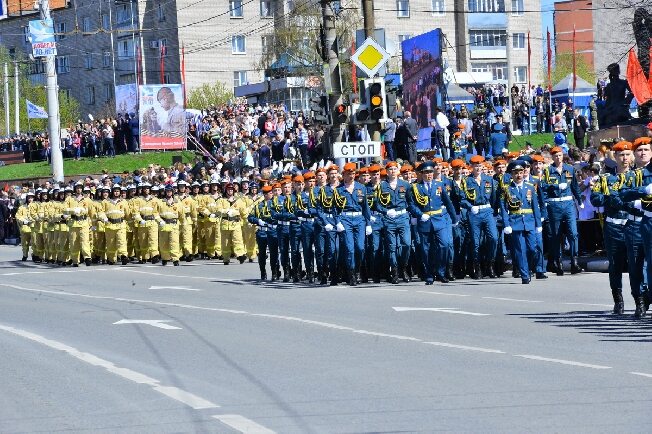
<box><xmin>194</xmin><ymin>181</ymin><xmax>212</xmax><ymax>259</ymax></box>
<box><xmin>31</xmin><ymin>189</ymin><xmax>48</xmax><ymax>262</ymax></box>
<box><xmin>190</xmin><ymin>182</ymin><xmax>202</xmax><ymax>257</ymax></box>
<box><xmin>99</xmin><ymin>184</ymin><xmax>131</xmax><ymax>265</ymax></box>
<box><xmin>207</xmin><ymin>180</ymin><xmax>223</xmax><ymax>259</ymax></box>
<box><xmin>56</xmin><ymin>187</ymin><xmax>73</xmax><ymax>265</ymax></box>
<box><xmin>176</xmin><ymin>180</ymin><xmax>197</xmax><ymax>261</ymax></box>
<box><xmin>158</xmin><ymin>184</ymin><xmax>186</xmax><ymax>266</ymax></box>
<box><xmin>44</xmin><ymin>187</ymin><xmax>60</xmax><ymax>264</ymax></box>
<box><xmin>91</xmin><ymin>187</ymin><xmax>109</xmax><ymax>263</ymax></box>
<box><xmin>16</xmin><ymin>191</ymin><xmax>35</xmax><ymax>261</ymax></box>
<box><xmin>125</xmin><ymin>185</ymin><xmax>137</xmax><ymax>260</ymax></box>
<box><xmin>216</xmin><ymin>183</ymin><xmax>247</xmax><ymax>265</ymax></box>
<box><xmin>64</xmin><ymin>182</ymin><xmax>93</xmax><ymax>266</ymax></box>
<box><xmin>132</xmin><ymin>182</ymin><xmax>162</xmax><ymax>263</ymax></box>
<box><xmin>239</xmin><ymin>180</ymin><xmax>258</xmax><ymax>262</ymax></box>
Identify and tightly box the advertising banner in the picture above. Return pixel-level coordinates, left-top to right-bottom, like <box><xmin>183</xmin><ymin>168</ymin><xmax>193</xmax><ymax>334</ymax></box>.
<box><xmin>139</xmin><ymin>84</ymin><xmax>186</xmax><ymax>150</ymax></box>
<box><xmin>29</xmin><ymin>18</ymin><xmax>57</xmax><ymax>57</ymax></box>
<box><xmin>115</xmin><ymin>84</ymin><xmax>138</xmax><ymax>116</ymax></box>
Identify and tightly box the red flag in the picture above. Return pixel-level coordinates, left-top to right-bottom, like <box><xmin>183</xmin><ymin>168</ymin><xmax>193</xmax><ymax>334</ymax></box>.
<box><xmin>572</xmin><ymin>25</ymin><xmax>577</xmax><ymax>92</ymax></box>
<box><xmin>181</xmin><ymin>43</ymin><xmax>187</xmax><ymax>107</ymax></box>
<box><xmin>351</xmin><ymin>40</ymin><xmax>357</xmax><ymax>94</ymax></box>
<box><xmin>626</xmin><ymin>48</ymin><xmax>652</xmax><ymax>104</ymax></box>
<box><xmin>527</xmin><ymin>32</ymin><xmax>531</xmax><ymax>90</ymax></box>
<box><xmin>547</xmin><ymin>28</ymin><xmax>552</xmax><ymax>91</ymax></box>
<box><xmin>160</xmin><ymin>44</ymin><xmax>167</xmax><ymax>84</ymax></box>
<box><xmin>136</xmin><ymin>43</ymin><xmax>142</xmax><ymax>86</ymax></box>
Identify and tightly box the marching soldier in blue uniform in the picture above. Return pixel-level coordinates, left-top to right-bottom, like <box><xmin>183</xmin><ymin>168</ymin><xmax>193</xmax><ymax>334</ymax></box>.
<box><xmin>541</xmin><ymin>146</ymin><xmax>584</xmax><ymax>275</ymax></box>
<box><xmin>317</xmin><ymin>165</ymin><xmax>341</xmax><ymax>285</ymax></box>
<box><xmin>590</xmin><ymin>141</ymin><xmax>633</xmax><ymax>314</ymax></box>
<box><xmin>500</xmin><ymin>161</ymin><xmax>544</xmax><ymax>284</ymax></box>
<box><xmin>248</xmin><ymin>185</ymin><xmax>275</xmax><ymax>280</ymax></box>
<box><xmin>408</xmin><ymin>161</ymin><xmax>458</xmax><ymax>284</ymax></box>
<box><xmin>333</xmin><ymin>163</ymin><xmax>372</xmax><ymax>286</ymax></box>
<box><xmin>449</xmin><ymin>159</ymin><xmax>470</xmax><ymax>279</ymax></box>
<box><xmin>461</xmin><ymin>155</ymin><xmax>499</xmax><ymax>279</ymax></box>
<box><xmin>374</xmin><ymin>161</ymin><xmax>412</xmax><ymax>284</ymax></box>
<box><xmin>288</xmin><ymin>175</ymin><xmax>305</xmax><ymax>282</ymax></box>
<box><xmin>525</xmin><ymin>155</ymin><xmax>548</xmax><ymax>277</ymax></box>
<box><xmin>365</xmin><ymin>164</ymin><xmax>385</xmax><ymax>283</ymax></box>
<box><xmin>270</xmin><ymin>180</ymin><xmax>294</xmax><ymax>282</ymax></box>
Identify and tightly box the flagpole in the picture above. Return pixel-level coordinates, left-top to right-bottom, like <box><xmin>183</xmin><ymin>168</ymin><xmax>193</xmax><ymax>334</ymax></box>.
<box><xmin>572</xmin><ymin>24</ymin><xmax>576</xmax><ymax>108</ymax></box>
<box><xmin>547</xmin><ymin>27</ymin><xmax>553</xmax><ymax>131</ymax></box>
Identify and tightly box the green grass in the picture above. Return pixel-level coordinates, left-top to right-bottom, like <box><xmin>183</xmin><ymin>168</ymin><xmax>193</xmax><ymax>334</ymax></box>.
<box><xmin>0</xmin><ymin>151</ymin><xmax>197</xmax><ymax>182</ymax></box>
<box><xmin>509</xmin><ymin>133</ymin><xmax>554</xmax><ymax>151</ymax></box>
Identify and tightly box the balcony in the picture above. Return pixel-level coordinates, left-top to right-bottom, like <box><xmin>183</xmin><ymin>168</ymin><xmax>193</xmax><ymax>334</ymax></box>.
<box><xmin>468</xmin><ymin>13</ymin><xmax>507</xmax><ymax>29</ymax></box>
<box><xmin>469</xmin><ymin>46</ymin><xmax>506</xmax><ymax>59</ymax></box>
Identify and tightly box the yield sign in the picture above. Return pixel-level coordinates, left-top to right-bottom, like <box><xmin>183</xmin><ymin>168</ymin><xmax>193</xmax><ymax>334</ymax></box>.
<box><xmin>351</xmin><ymin>38</ymin><xmax>390</xmax><ymax>78</ymax></box>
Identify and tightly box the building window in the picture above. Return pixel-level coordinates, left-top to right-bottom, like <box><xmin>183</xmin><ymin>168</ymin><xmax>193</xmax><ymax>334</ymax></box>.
<box><xmin>468</xmin><ymin>0</ymin><xmax>505</xmax><ymax>12</ymax></box>
<box><xmin>118</xmin><ymin>39</ymin><xmax>134</xmax><ymax>59</ymax></box>
<box><xmin>157</xmin><ymin>4</ymin><xmax>166</xmax><ymax>21</ymax></box>
<box><xmin>56</xmin><ymin>56</ymin><xmax>70</xmax><ymax>74</ymax></box>
<box><xmin>431</xmin><ymin>0</ymin><xmax>444</xmax><ymax>15</ymax></box>
<box><xmin>514</xmin><ymin>66</ymin><xmax>527</xmax><ymax>83</ymax></box>
<box><xmin>232</xmin><ymin>35</ymin><xmax>246</xmax><ymax>54</ymax></box>
<box><xmin>163</xmin><ymin>73</ymin><xmax>171</xmax><ymax>84</ymax></box>
<box><xmin>104</xmin><ymin>83</ymin><xmax>113</xmax><ymax>102</ymax></box>
<box><xmin>103</xmin><ymin>51</ymin><xmax>111</xmax><ymax>68</ymax></box>
<box><xmin>57</xmin><ymin>22</ymin><xmax>67</xmax><ymax>40</ymax></box>
<box><xmin>471</xmin><ymin>62</ymin><xmax>507</xmax><ymax>80</ymax></box>
<box><xmin>86</xmin><ymin>86</ymin><xmax>96</xmax><ymax>105</ymax></box>
<box><xmin>512</xmin><ymin>33</ymin><xmax>525</xmax><ymax>49</ymax></box>
<box><xmin>102</xmin><ymin>14</ymin><xmax>110</xmax><ymax>30</ymax></box>
<box><xmin>396</xmin><ymin>0</ymin><xmax>410</xmax><ymax>17</ymax></box>
<box><xmin>260</xmin><ymin>0</ymin><xmax>273</xmax><ymax>17</ymax></box>
<box><xmin>233</xmin><ymin>71</ymin><xmax>247</xmax><ymax>87</ymax></box>
<box><xmin>29</xmin><ymin>61</ymin><xmax>46</xmax><ymax>75</ymax></box>
<box><xmin>286</xmin><ymin>0</ymin><xmax>295</xmax><ymax>12</ymax></box>
<box><xmin>159</xmin><ymin>38</ymin><xmax>168</xmax><ymax>56</ymax></box>
<box><xmin>84</xmin><ymin>52</ymin><xmax>93</xmax><ymax>69</ymax></box>
<box><xmin>261</xmin><ymin>35</ymin><xmax>273</xmax><ymax>53</ymax></box>
<box><xmin>511</xmin><ymin>0</ymin><xmax>524</xmax><ymax>15</ymax></box>
<box><xmin>116</xmin><ymin>4</ymin><xmax>131</xmax><ymax>24</ymax></box>
<box><xmin>230</xmin><ymin>0</ymin><xmax>243</xmax><ymax>17</ymax></box>
<box><xmin>61</xmin><ymin>89</ymin><xmax>71</xmax><ymax>102</ymax></box>
<box><xmin>23</xmin><ymin>26</ymin><xmax>30</xmax><ymax>43</ymax></box>
<box><xmin>82</xmin><ymin>17</ymin><xmax>92</xmax><ymax>33</ymax></box>
<box><xmin>469</xmin><ymin>30</ymin><xmax>507</xmax><ymax>47</ymax></box>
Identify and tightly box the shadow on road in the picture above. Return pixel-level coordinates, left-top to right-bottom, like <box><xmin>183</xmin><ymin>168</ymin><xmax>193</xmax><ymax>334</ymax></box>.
<box><xmin>509</xmin><ymin>310</ymin><xmax>652</xmax><ymax>342</ymax></box>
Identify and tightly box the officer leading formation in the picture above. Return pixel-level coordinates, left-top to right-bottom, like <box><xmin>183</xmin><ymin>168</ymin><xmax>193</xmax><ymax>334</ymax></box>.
<box><xmin>12</xmin><ymin>136</ymin><xmax>652</xmax><ymax>319</ymax></box>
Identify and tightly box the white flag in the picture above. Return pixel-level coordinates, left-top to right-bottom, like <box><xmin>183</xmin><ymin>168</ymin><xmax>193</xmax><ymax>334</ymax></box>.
<box><xmin>26</xmin><ymin>99</ymin><xmax>49</xmax><ymax>119</ymax></box>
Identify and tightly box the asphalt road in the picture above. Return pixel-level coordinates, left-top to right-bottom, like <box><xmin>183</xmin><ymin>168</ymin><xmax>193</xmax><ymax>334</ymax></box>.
<box><xmin>0</xmin><ymin>245</ymin><xmax>650</xmax><ymax>433</ymax></box>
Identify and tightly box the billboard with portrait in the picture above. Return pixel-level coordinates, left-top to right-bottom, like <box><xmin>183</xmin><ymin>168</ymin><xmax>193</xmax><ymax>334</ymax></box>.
<box><xmin>115</xmin><ymin>84</ymin><xmax>138</xmax><ymax>117</ymax></box>
<box><xmin>139</xmin><ymin>84</ymin><xmax>186</xmax><ymax>150</ymax></box>
<box><xmin>401</xmin><ymin>29</ymin><xmax>444</xmax><ymax>150</ymax></box>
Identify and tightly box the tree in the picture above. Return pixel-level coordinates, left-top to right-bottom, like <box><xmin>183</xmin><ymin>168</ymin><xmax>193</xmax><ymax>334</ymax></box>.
<box><xmin>547</xmin><ymin>52</ymin><xmax>597</xmax><ymax>88</ymax></box>
<box><xmin>0</xmin><ymin>45</ymin><xmax>81</xmax><ymax>135</ymax></box>
<box><xmin>186</xmin><ymin>81</ymin><xmax>234</xmax><ymax>109</ymax></box>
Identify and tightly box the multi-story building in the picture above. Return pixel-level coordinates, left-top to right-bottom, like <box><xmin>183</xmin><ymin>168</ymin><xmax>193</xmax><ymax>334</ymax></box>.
<box><xmin>0</xmin><ymin>0</ymin><xmax>542</xmax><ymax>116</ymax></box>
<box><xmin>554</xmin><ymin>0</ymin><xmax>593</xmax><ymax>69</ymax></box>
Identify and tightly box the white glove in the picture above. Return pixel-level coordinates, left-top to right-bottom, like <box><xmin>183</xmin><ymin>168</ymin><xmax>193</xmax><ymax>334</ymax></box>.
<box><xmin>336</xmin><ymin>222</ymin><xmax>345</xmax><ymax>232</ymax></box>
<box><xmin>541</xmin><ymin>217</ymin><xmax>545</xmax><ymax>222</ymax></box>
<box><xmin>420</xmin><ymin>214</ymin><xmax>430</xmax><ymax>222</ymax></box>
<box><xmin>91</xmin><ymin>226</ymin><xmax>97</xmax><ymax>231</ymax></box>
<box><xmin>452</xmin><ymin>222</ymin><xmax>459</xmax><ymax>227</ymax></box>
<box><xmin>386</xmin><ymin>209</ymin><xmax>397</xmax><ymax>218</ymax></box>
<box><xmin>324</xmin><ymin>223</ymin><xmax>334</xmax><ymax>232</ymax></box>
<box><xmin>257</xmin><ymin>219</ymin><xmax>265</xmax><ymax>226</ymax></box>
<box><xmin>370</xmin><ymin>215</ymin><xmax>377</xmax><ymax>223</ymax></box>
<box><xmin>645</xmin><ymin>184</ymin><xmax>652</xmax><ymax>195</ymax></box>
<box><xmin>74</xmin><ymin>207</ymin><xmax>81</xmax><ymax>214</ymax></box>
<box><xmin>536</xmin><ymin>226</ymin><xmax>543</xmax><ymax>233</ymax></box>
<box><xmin>558</xmin><ymin>182</ymin><xmax>568</xmax><ymax>190</ymax></box>
<box><xmin>23</xmin><ymin>220</ymin><xmax>30</xmax><ymax>225</ymax></box>
<box><xmin>410</xmin><ymin>217</ymin><xmax>417</xmax><ymax>225</ymax></box>
<box><xmin>471</xmin><ymin>206</ymin><xmax>479</xmax><ymax>215</ymax></box>
<box><xmin>140</xmin><ymin>220</ymin><xmax>146</xmax><ymax>226</ymax></box>
<box><xmin>504</xmin><ymin>226</ymin><xmax>513</xmax><ymax>235</ymax></box>
<box><xmin>209</xmin><ymin>213</ymin><xmax>216</xmax><ymax>218</ymax></box>
<box><xmin>102</xmin><ymin>217</ymin><xmax>109</xmax><ymax>223</ymax></box>
<box><xmin>159</xmin><ymin>220</ymin><xmax>166</xmax><ymax>227</ymax></box>
<box><xmin>579</xmin><ymin>203</ymin><xmax>585</xmax><ymax>209</ymax></box>
<box><xmin>227</xmin><ymin>209</ymin><xmax>237</xmax><ymax>217</ymax></box>
<box><xmin>365</xmin><ymin>225</ymin><xmax>372</xmax><ymax>235</ymax></box>
<box><xmin>634</xmin><ymin>200</ymin><xmax>642</xmax><ymax>210</ymax></box>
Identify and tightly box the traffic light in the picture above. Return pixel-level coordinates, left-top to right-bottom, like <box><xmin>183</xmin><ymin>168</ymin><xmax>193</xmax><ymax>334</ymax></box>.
<box><xmin>309</xmin><ymin>95</ymin><xmax>330</xmax><ymax>125</ymax></box>
<box><xmin>364</xmin><ymin>78</ymin><xmax>387</xmax><ymax>122</ymax></box>
<box><xmin>334</xmin><ymin>103</ymin><xmax>348</xmax><ymax>124</ymax></box>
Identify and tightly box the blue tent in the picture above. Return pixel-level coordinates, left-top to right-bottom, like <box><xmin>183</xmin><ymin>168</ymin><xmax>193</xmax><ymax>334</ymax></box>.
<box><xmin>551</xmin><ymin>73</ymin><xmax>595</xmax><ymax>112</ymax></box>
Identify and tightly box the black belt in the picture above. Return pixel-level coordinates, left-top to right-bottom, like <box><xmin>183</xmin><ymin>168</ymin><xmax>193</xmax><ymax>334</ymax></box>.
<box><xmin>71</xmin><ymin>215</ymin><xmax>87</xmax><ymax>221</ymax></box>
<box><xmin>163</xmin><ymin>218</ymin><xmax>178</xmax><ymax>224</ymax></box>
<box><xmin>108</xmin><ymin>218</ymin><xmax>124</xmax><ymax>224</ymax></box>
<box><xmin>223</xmin><ymin>216</ymin><xmax>240</xmax><ymax>222</ymax></box>
<box><xmin>142</xmin><ymin>215</ymin><xmax>155</xmax><ymax>221</ymax></box>
<box><xmin>185</xmin><ymin>213</ymin><xmax>192</xmax><ymax>218</ymax></box>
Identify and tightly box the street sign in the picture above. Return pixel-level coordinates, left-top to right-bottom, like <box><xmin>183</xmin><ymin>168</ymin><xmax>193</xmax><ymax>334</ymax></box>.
<box><xmin>29</xmin><ymin>19</ymin><xmax>57</xmax><ymax>57</ymax></box>
<box><xmin>351</xmin><ymin>38</ymin><xmax>390</xmax><ymax>78</ymax></box>
<box><xmin>333</xmin><ymin>141</ymin><xmax>381</xmax><ymax>159</ymax></box>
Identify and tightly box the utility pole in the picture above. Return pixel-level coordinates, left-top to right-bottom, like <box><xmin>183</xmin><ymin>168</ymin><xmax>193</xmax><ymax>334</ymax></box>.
<box><xmin>39</xmin><ymin>0</ymin><xmax>64</xmax><ymax>182</ymax></box>
<box><xmin>361</xmin><ymin>0</ymin><xmax>381</xmax><ymax>147</ymax></box>
<box><xmin>3</xmin><ymin>63</ymin><xmax>9</xmax><ymax>137</ymax></box>
<box><xmin>14</xmin><ymin>60</ymin><xmax>20</xmax><ymax>135</ymax></box>
<box><xmin>321</xmin><ymin>0</ymin><xmax>343</xmax><ymax>156</ymax></box>
<box><xmin>506</xmin><ymin>11</ymin><xmax>513</xmax><ymax>115</ymax></box>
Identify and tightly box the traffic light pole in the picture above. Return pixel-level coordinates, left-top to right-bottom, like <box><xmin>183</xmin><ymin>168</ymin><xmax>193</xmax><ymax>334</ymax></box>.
<box><xmin>361</xmin><ymin>0</ymin><xmax>382</xmax><ymax>161</ymax></box>
<box><xmin>321</xmin><ymin>0</ymin><xmax>343</xmax><ymax>158</ymax></box>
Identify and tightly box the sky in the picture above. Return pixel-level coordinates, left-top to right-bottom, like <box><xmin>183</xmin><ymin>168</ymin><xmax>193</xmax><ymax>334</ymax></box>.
<box><xmin>541</xmin><ymin>0</ymin><xmax>556</xmax><ymax>46</ymax></box>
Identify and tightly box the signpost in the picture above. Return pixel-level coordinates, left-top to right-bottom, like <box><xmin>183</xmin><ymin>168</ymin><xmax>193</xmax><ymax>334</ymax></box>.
<box><xmin>332</xmin><ymin>141</ymin><xmax>381</xmax><ymax>159</ymax></box>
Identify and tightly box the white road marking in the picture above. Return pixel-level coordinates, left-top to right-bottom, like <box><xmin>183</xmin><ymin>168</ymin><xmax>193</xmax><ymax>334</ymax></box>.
<box><xmin>630</xmin><ymin>372</ymin><xmax>652</xmax><ymax>379</ymax></box>
<box><xmin>423</xmin><ymin>341</ymin><xmax>505</xmax><ymax>354</ymax></box>
<box><xmin>392</xmin><ymin>307</ymin><xmax>491</xmax><ymax>316</ymax></box>
<box><xmin>481</xmin><ymin>296</ymin><xmax>543</xmax><ymax>303</ymax></box>
<box><xmin>122</xmin><ymin>269</ymin><xmax>237</xmax><ymax>282</ymax></box>
<box><xmin>0</xmin><ymin>324</ymin><xmax>218</xmax><ymax>409</ymax></box>
<box><xmin>416</xmin><ymin>290</ymin><xmax>471</xmax><ymax>297</ymax></box>
<box><xmin>113</xmin><ymin>319</ymin><xmax>182</xmax><ymax>330</ymax></box>
<box><xmin>513</xmin><ymin>355</ymin><xmax>612</xmax><ymax>370</ymax></box>
<box><xmin>153</xmin><ymin>386</ymin><xmax>219</xmax><ymax>410</ymax></box>
<box><xmin>149</xmin><ymin>285</ymin><xmax>202</xmax><ymax>291</ymax></box>
<box><xmin>212</xmin><ymin>414</ymin><xmax>276</xmax><ymax>434</ymax></box>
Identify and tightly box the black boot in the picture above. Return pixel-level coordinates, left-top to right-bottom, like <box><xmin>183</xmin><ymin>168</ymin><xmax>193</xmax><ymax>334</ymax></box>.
<box><xmin>400</xmin><ymin>267</ymin><xmax>411</xmax><ymax>283</ymax></box>
<box><xmin>348</xmin><ymin>269</ymin><xmax>357</xmax><ymax>286</ymax></box>
<box><xmin>151</xmin><ymin>255</ymin><xmax>160</xmax><ymax>264</ymax></box>
<box><xmin>512</xmin><ymin>268</ymin><xmax>521</xmax><ymax>278</ymax></box>
<box><xmin>634</xmin><ymin>296</ymin><xmax>647</xmax><ymax>318</ymax></box>
<box><xmin>330</xmin><ymin>272</ymin><xmax>338</xmax><ymax>286</ymax></box>
<box><xmin>536</xmin><ymin>272</ymin><xmax>548</xmax><ymax>279</ymax></box>
<box><xmin>487</xmin><ymin>261</ymin><xmax>497</xmax><ymax>279</ymax></box>
<box><xmin>390</xmin><ymin>268</ymin><xmax>399</xmax><ymax>284</ymax></box>
<box><xmin>161</xmin><ymin>260</ymin><xmax>167</xmax><ymax>266</ymax></box>
<box><xmin>271</xmin><ymin>269</ymin><xmax>278</xmax><ymax>282</ymax></box>
<box><xmin>283</xmin><ymin>268</ymin><xmax>290</xmax><ymax>283</ymax></box>
<box><xmin>84</xmin><ymin>258</ymin><xmax>91</xmax><ymax>266</ymax></box>
<box><xmin>555</xmin><ymin>258</ymin><xmax>564</xmax><ymax>276</ymax></box>
<box><xmin>307</xmin><ymin>270</ymin><xmax>314</xmax><ymax>284</ymax></box>
<box><xmin>612</xmin><ymin>290</ymin><xmax>624</xmax><ymax>315</ymax></box>
<box><xmin>570</xmin><ymin>257</ymin><xmax>583</xmax><ymax>274</ymax></box>
<box><xmin>260</xmin><ymin>268</ymin><xmax>267</xmax><ymax>281</ymax></box>
<box><xmin>292</xmin><ymin>269</ymin><xmax>300</xmax><ymax>283</ymax></box>
<box><xmin>121</xmin><ymin>256</ymin><xmax>129</xmax><ymax>266</ymax></box>
<box><xmin>238</xmin><ymin>255</ymin><xmax>246</xmax><ymax>264</ymax></box>
<box><xmin>320</xmin><ymin>271</ymin><xmax>328</xmax><ymax>285</ymax></box>
<box><xmin>472</xmin><ymin>262</ymin><xmax>481</xmax><ymax>280</ymax></box>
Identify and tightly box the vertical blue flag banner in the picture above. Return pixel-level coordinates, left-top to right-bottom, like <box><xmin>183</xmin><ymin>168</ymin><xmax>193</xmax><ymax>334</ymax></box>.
<box><xmin>29</xmin><ymin>19</ymin><xmax>57</xmax><ymax>57</ymax></box>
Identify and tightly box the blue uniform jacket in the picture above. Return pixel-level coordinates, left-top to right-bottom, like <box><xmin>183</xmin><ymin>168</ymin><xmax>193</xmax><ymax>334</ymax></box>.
<box><xmin>589</xmin><ymin>173</ymin><xmax>630</xmax><ymax>219</ymax></box>
<box><xmin>334</xmin><ymin>181</ymin><xmax>371</xmax><ymax>224</ymax></box>
<box><xmin>528</xmin><ymin>175</ymin><xmax>548</xmax><ymax>220</ymax></box>
<box><xmin>500</xmin><ymin>181</ymin><xmax>542</xmax><ymax>231</ymax></box>
<box><xmin>269</xmin><ymin>195</ymin><xmax>296</xmax><ymax>223</ymax></box>
<box><xmin>407</xmin><ymin>180</ymin><xmax>458</xmax><ymax>232</ymax></box>
<box><xmin>316</xmin><ymin>185</ymin><xmax>338</xmax><ymax>226</ymax></box>
<box><xmin>619</xmin><ymin>165</ymin><xmax>652</xmax><ymax>213</ymax></box>
<box><xmin>374</xmin><ymin>179</ymin><xmax>411</xmax><ymax>215</ymax></box>
<box><xmin>461</xmin><ymin>174</ymin><xmax>498</xmax><ymax>210</ymax></box>
<box><xmin>541</xmin><ymin>163</ymin><xmax>582</xmax><ymax>203</ymax></box>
